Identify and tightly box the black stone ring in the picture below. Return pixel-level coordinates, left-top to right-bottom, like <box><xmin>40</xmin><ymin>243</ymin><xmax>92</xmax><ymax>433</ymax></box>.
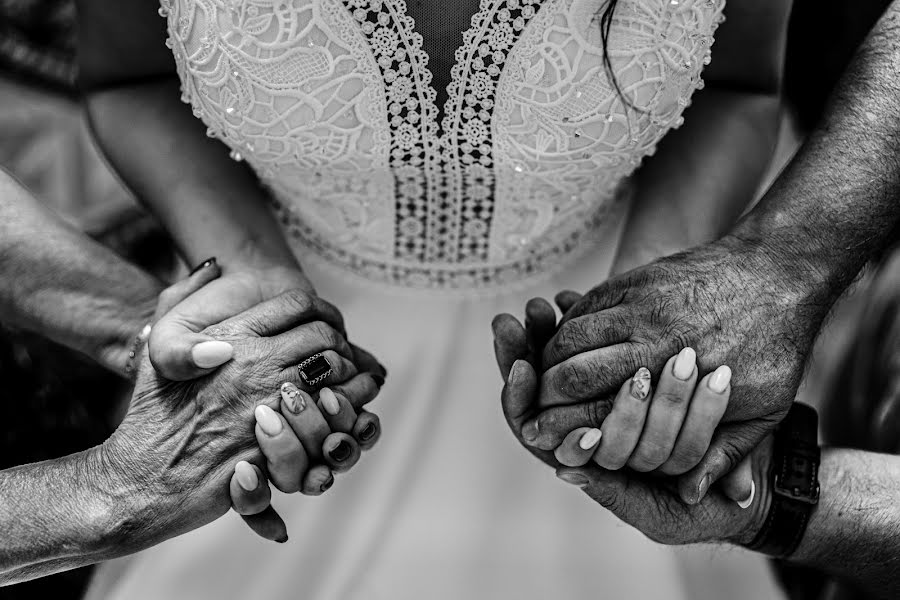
<box><xmin>298</xmin><ymin>353</ymin><xmax>333</xmax><ymax>388</ymax></box>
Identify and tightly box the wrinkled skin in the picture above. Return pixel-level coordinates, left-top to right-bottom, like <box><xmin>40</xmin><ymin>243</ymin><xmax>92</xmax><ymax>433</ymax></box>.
<box><xmin>100</xmin><ymin>288</ymin><xmax>373</xmax><ymax>552</ymax></box>
<box><xmin>525</xmin><ymin>237</ymin><xmax>833</xmax><ymax>502</ymax></box>
<box><xmin>500</xmin><ymin>358</ymin><xmax>772</xmax><ymax>547</ymax></box>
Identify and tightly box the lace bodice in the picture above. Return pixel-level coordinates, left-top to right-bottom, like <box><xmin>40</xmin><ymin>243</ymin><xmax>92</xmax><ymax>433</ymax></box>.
<box><xmin>160</xmin><ymin>0</ymin><xmax>725</xmax><ymax>290</ymax></box>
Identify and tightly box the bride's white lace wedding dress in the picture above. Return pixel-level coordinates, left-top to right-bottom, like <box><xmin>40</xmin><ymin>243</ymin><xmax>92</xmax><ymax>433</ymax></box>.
<box><xmin>88</xmin><ymin>0</ymin><xmax>784</xmax><ymax>597</ymax></box>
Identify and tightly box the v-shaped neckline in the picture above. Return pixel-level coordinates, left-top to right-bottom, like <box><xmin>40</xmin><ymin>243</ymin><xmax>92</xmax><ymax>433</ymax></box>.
<box><xmin>339</xmin><ymin>0</ymin><xmax>553</xmax><ymax>263</ymax></box>
<box><xmin>403</xmin><ymin>0</ymin><xmax>483</xmax><ymax>122</ymax></box>
<box><xmin>357</xmin><ymin>0</ymin><xmax>551</xmax><ymax>141</ymax></box>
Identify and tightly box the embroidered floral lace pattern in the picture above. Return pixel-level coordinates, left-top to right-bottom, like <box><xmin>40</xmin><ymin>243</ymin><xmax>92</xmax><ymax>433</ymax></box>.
<box><xmin>160</xmin><ymin>0</ymin><xmax>725</xmax><ymax>291</ymax></box>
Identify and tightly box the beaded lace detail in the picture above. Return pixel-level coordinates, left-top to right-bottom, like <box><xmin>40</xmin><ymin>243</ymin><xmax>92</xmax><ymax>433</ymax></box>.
<box><xmin>159</xmin><ymin>0</ymin><xmax>725</xmax><ymax>290</ymax></box>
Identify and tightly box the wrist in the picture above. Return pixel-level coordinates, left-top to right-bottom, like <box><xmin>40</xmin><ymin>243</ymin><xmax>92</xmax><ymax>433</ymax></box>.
<box><xmin>89</xmin><ymin>437</ymin><xmax>166</xmax><ymax>556</ymax></box>
<box><xmin>725</xmin><ymin>212</ymin><xmax>860</xmax><ymax>296</ymax></box>
<box><xmin>95</xmin><ymin>295</ymin><xmax>158</xmax><ymax>378</ymax></box>
<box><xmin>225</xmin><ymin>235</ymin><xmax>304</xmax><ymax>274</ymax></box>
<box><xmin>68</xmin><ymin>445</ymin><xmax>152</xmax><ymax>559</ymax></box>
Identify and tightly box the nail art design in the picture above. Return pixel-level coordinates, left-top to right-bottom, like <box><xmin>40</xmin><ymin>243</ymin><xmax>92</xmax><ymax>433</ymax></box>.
<box><xmin>630</xmin><ymin>367</ymin><xmax>651</xmax><ymax>400</ymax></box>
<box><xmin>281</xmin><ymin>382</ymin><xmax>307</xmax><ymax>415</ymax></box>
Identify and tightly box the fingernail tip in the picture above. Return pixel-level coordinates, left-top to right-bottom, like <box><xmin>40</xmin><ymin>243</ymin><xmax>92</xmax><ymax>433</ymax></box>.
<box><xmin>737</xmin><ymin>480</ymin><xmax>756</xmax><ymax>509</ymax></box>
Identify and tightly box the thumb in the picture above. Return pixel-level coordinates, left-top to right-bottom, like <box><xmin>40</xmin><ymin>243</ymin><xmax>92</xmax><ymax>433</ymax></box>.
<box><xmin>492</xmin><ymin>313</ymin><xmax>528</xmax><ymax>382</ymax></box>
<box><xmin>148</xmin><ymin>323</ymin><xmax>234</xmax><ymax>381</ymax></box>
<box><xmin>153</xmin><ymin>258</ymin><xmax>221</xmax><ymax>320</ymax></box>
<box><xmin>556</xmin><ymin>464</ymin><xmax>629</xmax><ymax>513</ymax></box>
<box><xmin>502</xmin><ymin>359</ymin><xmax>539</xmax><ymax>433</ymax></box>
<box><xmin>241</xmin><ymin>507</ymin><xmax>289</xmax><ymax>544</ymax></box>
<box><xmin>678</xmin><ymin>422</ymin><xmax>765</xmax><ymax>505</ymax></box>
<box><xmin>719</xmin><ymin>455</ymin><xmax>755</xmax><ymax>509</ymax></box>
<box><xmin>148</xmin><ymin>259</ymin><xmax>235</xmax><ymax>381</ymax></box>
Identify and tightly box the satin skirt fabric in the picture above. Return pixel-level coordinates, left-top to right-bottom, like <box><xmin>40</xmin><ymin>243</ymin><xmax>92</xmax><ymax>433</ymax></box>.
<box><xmin>87</xmin><ymin>211</ymin><xmax>784</xmax><ymax>600</ymax></box>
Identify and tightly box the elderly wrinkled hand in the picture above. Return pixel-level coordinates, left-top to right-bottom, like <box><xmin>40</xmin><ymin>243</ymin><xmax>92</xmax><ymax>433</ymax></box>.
<box><xmin>104</xmin><ymin>269</ymin><xmax>385</xmax><ymax>546</ymax></box>
<box><xmin>500</xmin><ymin>357</ymin><xmax>767</xmax><ymax>547</ymax></box>
<box><xmin>496</xmin><ymin>237</ymin><xmax>829</xmax><ymax>504</ymax></box>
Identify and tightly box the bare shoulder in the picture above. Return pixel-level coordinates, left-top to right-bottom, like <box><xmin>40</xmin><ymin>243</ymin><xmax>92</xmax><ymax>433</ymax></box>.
<box><xmin>76</xmin><ymin>0</ymin><xmax>175</xmax><ymax>88</ymax></box>
<box><xmin>704</xmin><ymin>0</ymin><xmax>794</xmax><ymax>93</ymax></box>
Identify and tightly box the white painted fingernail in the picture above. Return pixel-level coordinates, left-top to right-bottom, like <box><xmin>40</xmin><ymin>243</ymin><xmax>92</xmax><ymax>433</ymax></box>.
<box><xmin>737</xmin><ymin>480</ymin><xmax>756</xmax><ymax>509</ymax></box>
<box><xmin>673</xmin><ymin>347</ymin><xmax>696</xmax><ymax>381</ymax></box>
<box><xmin>192</xmin><ymin>341</ymin><xmax>234</xmax><ymax>369</ymax></box>
<box><xmin>255</xmin><ymin>405</ymin><xmax>283</xmax><ymax>436</ymax></box>
<box><xmin>579</xmin><ymin>428</ymin><xmax>603</xmax><ymax>450</ymax></box>
<box><xmin>709</xmin><ymin>365</ymin><xmax>732</xmax><ymax>394</ymax></box>
<box><xmin>320</xmin><ymin>388</ymin><xmax>341</xmax><ymax>416</ymax></box>
<box><xmin>235</xmin><ymin>461</ymin><xmax>258</xmax><ymax>491</ymax></box>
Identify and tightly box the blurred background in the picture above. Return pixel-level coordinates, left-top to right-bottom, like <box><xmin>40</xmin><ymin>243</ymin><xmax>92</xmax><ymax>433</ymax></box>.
<box><xmin>0</xmin><ymin>0</ymin><xmax>895</xmax><ymax>598</ymax></box>
<box><xmin>0</xmin><ymin>2</ymin><xmax>173</xmax><ymax>598</ymax></box>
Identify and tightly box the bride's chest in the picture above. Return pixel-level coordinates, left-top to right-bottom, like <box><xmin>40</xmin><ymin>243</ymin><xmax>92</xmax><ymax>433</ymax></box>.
<box><xmin>161</xmin><ymin>0</ymin><xmax>723</xmax><ymax>288</ymax></box>
<box><xmin>162</xmin><ymin>0</ymin><xmax>723</xmax><ymax>175</ymax></box>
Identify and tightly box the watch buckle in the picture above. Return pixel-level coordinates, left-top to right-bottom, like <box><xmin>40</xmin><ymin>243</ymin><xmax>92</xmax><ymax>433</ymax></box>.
<box><xmin>773</xmin><ymin>452</ymin><xmax>820</xmax><ymax>505</ymax></box>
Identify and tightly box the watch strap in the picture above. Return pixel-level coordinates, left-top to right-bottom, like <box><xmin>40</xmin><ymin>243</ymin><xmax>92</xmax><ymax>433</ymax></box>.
<box><xmin>746</xmin><ymin>402</ymin><xmax>820</xmax><ymax>558</ymax></box>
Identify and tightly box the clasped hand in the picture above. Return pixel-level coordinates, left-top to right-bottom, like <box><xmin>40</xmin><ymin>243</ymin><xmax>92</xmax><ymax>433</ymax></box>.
<box><xmin>103</xmin><ymin>262</ymin><xmax>386</xmax><ymax>547</ymax></box>
<box><xmin>493</xmin><ymin>237</ymin><xmax>828</xmax><ymax>546</ymax></box>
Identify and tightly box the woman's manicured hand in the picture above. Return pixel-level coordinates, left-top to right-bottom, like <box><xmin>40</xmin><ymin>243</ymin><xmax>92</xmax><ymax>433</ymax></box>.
<box><xmin>505</xmin><ymin>359</ymin><xmax>767</xmax><ymax>546</ymax></box>
<box><xmin>231</xmin><ymin>381</ymin><xmax>383</xmax><ymax>513</ymax></box>
<box><xmin>103</xmin><ymin>285</ymin><xmax>383</xmax><ymax>548</ymax></box>
<box><xmin>552</xmin><ymin>350</ymin><xmax>732</xmax><ymax>480</ymax></box>
<box><xmin>148</xmin><ymin>263</ymin><xmax>350</xmax><ymax>381</ymax></box>
<box><xmin>495</xmin><ymin>238</ymin><xmax>832</xmax><ymax>504</ymax></box>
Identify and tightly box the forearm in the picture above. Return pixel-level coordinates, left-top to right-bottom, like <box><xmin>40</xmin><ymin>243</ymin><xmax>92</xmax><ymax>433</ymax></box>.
<box><xmin>733</xmin><ymin>2</ymin><xmax>900</xmax><ymax>291</ymax></box>
<box><xmin>612</xmin><ymin>87</ymin><xmax>781</xmax><ymax>274</ymax></box>
<box><xmin>789</xmin><ymin>448</ymin><xmax>900</xmax><ymax>598</ymax></box>
<box><xmin>0</xmin><ymin>170</ymin><xmax>160</xmax><ymax>375</ymax></box>
<box><xmin>85</xmin><ymin>79</ymin><xmax>300</xmax><ymax>273</ymax></box>
<box><xmin>0</xmin><ymin>447</ymin><xmax>138</xmax><ymax>585</ymax></box>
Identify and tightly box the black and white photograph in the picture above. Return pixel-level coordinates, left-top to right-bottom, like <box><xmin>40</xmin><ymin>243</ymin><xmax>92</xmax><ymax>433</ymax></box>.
<box><xmin>1</xmin><ymin>0</ymin><xmax>899</xmax><ymax>598</ymax></box>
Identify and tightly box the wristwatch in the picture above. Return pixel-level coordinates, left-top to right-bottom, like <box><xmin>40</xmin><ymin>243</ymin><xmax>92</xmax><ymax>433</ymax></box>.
<box><xmin>746</xmin><ymin>402</ymin><xmax>820</xmax><ymax>559</ymax></box>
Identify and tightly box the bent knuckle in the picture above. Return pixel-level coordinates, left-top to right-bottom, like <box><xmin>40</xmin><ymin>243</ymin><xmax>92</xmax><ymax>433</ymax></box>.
<box><xmin>281</xmin><ymin>288</ymin><xmax>314</xmax><ymax>311</ymax></box>
<box><xmin>619</xmin><ymin>344</ymin><xmax>651</xmax><ymax>373</ymax></box>
<box><xmin>582</xmin><ymin>399</ymin><xmax>611</xmax><ymax>429</ymax></box>
<box><xmin>308</xmin><ymin>321</ymin><xmax>341</xmax><ymax>348</ymax></box>
<box><xmin>632</xmin><ymin>442</ymin><xmax>669</xmax><ymax>471</ymax></box>
<box><xmin>555</xmin><ymin>321</ymin><xmax>593</xmax><ymax>355</ymax></box>
<box><xmin>596</xmin><ymin>452</ymin><xmax>628</xmax><ymax>471</ymax></box>
<box><xmin>654</xmin><ymin>390</ymin><xmax>687</xmax><ymax>406</ymax></box>
<box><xmin>559</xmin><ymin>361</ymin><xmax>597</xmax><ymax>399</ymax></box>
<box><xmin>662</xmin><ymin>445</ymin><xmax>705</xmax><ymax>475</ymax></box>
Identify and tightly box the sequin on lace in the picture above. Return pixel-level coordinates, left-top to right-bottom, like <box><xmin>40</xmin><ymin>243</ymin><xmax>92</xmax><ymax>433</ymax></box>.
<box><xmin>160</xmin><ymin>0</ymin><xmax>725</xmax><ymax>291</ymax></box>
